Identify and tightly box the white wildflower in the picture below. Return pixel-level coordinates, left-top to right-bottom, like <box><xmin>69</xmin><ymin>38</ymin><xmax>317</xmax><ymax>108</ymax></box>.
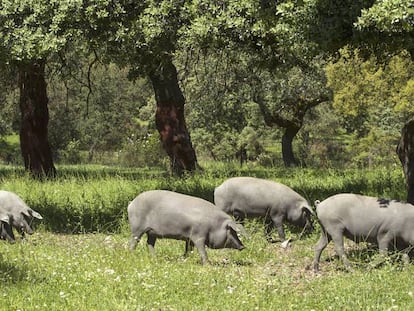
<box><xmin>104</xmin><ymin>268</ymin><xmax>115</xmax><ymax>275</ymax></box>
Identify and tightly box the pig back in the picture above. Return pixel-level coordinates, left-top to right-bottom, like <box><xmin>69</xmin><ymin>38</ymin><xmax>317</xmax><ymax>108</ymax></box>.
<box><xmin>0</xmin><ymin>190</ymin><xmax>29</xmax><ymax>213</ymax></box>
<box><xmin>128</xmin><ymin>190</ymin><xmax>228</xmax><ymax>235</ymax></box>
<box><xmin>316</xmin><ymin>194</ymin><xmax>412</xmax><ymax>238</ymax></box>
<box><xmin>215</xmin><ymin>177</ymin><xmax>306</xmax><ymax>216</ymax></box>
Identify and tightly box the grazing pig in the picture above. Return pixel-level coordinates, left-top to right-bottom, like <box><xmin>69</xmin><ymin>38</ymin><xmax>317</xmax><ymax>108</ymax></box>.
<box><xmin>127</xmin><ymin>190</ymin><xmax>246</xmax><ymax>264</ymax></box>
<box><xmin>214</xmin><ymin>177</ymin><xmax>314</xmax><ymax>247</ymax></box>
<box><xmin>0</xmin><ymin>190</ymin><xmax>43</xmax><ymax>240</ymax></box>
<box><xmin>313</xmin><ymin>193</ymin><xmax>414</xmax><ymax>272</ymax></box>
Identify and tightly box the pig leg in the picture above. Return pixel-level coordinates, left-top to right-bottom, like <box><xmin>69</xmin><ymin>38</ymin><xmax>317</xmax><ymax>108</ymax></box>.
<box><xmin>313</xmin><ymin>231</ymin><xmax>331</xmax><ymax>273</ymax></box>
<box><xmin>129</xmin><ymin>227</ymin><xmax>147</xmax><ymax>250</ymax></box>
<box><xmin>271</xmin><ymin>214</ymin><xmax>289</xmax><ymax>247</ymax></box>
<box><xmin>331</xmin><ymin>232</ymin><xmax>351</xmax><ymax>270</ymax></box>
<box><xmin>184</xmin><ymin>240</ymin><xmax>194</xmax><ymax>257</ymax></box>
<box><xmin>0</xmin><ymin>222</ymin><xmax>16</xmax><ymax>244</ymax></box>
<box><xmin>192</xmin><ymin>238</ymin><xmax>208</xmax><ymax>264</ymax></box>
<box><xmin>377</xmin><ymin>232</ymin><xmax>392</xmax><ymax>255</ymax></box>
<box><xmin>146</xmin><ymin>234</ymin><xmax>157</xmax><ymax>255</ymax></box>
<box><xmin>129</xmin><ymin>236</ymin><xmax>139</xmax><ymax>250</ymax></box>
<box><xmin>264</xmin><ymin>218</ymin><xmax>276</xmax><ymax>243</ymax></box>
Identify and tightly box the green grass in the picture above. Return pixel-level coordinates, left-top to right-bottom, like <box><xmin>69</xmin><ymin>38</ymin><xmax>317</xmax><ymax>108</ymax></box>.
<box><xmin>0</xmin><ymin>163</ymin><xmax>412</xmax><ymax>310</ymax></box>
<box><xmin>1</xmin><ymin>229</ymin><xmax>414</xmax><ymax>310</ymax></box>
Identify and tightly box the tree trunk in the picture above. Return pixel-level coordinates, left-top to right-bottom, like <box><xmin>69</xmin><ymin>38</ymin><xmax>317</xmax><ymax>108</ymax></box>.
<box><xmin>397</xmin><ymin>119</ymin><xmax>414</xmax><ymax>204</ymax></box>
<box><xmin>149</xmin><ymin>59</ymin><xmax>197</xmax><ymax>175</ymax></box>
<box><xmin>282</xmin><ymin>126</ymin><xmax>300</xmax><ymax>167</ymax></box>
<box><xmin>19</xmin><ymin>60</ymin><xmax>56</xmax><ymax>178</ymax></box>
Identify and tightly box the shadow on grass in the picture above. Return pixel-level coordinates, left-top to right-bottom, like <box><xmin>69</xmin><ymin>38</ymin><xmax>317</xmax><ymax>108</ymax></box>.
<box><xmin>322</xmin><ymin>244</ymin><xmax>412</xmax><ymax>271</ymax></box>
<box><xmin>210</xmin><ymin>259</ymin><xmax>254</xmax><ymax>267</ymax></box>
<box><xmin>0</xmin><ymin>257</ymin><xmax>28</xmax><ymax>283</ymax></box>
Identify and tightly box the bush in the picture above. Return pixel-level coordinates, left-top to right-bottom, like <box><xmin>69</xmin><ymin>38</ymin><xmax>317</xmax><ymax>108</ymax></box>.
<box><xmin>0</xmin><ymin>135</ymin><xmax>21</xmax><ymax>165</ymax></box>
<box><xmin>119</xmin><ymin>131</ymin><xmax>168</xmax><ymax>167</ymax></box>
<box><xmin>60</xmin><ymin>140</ymin><xmax>82</xmax><ymax>164</ymax></box>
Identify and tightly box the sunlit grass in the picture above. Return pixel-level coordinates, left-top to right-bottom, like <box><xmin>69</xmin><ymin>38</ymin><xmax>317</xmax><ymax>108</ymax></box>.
<box><xmin>0</xmin><ymin>163</ymin><xmax>411</xmax><ymax>309</ymax></box>
<box><xmin>1</xmin><ymin>228</ymin><xmax>414</xmax><ymax>310</ymax></box>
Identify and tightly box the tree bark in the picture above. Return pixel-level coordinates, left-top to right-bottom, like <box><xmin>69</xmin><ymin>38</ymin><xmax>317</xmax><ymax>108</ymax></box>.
<box><xmin>19</xmin><ymin>60</ymin><xmax>56</xmax><ymax>178</ymax></box>
<box><xmin>149</xmin><ymin>59</ymin><xmax>197</xmax><ymax>175</ymax></box>
<box><xmin>396</xmin><ymin>119</ymin><xmax>414</xmax><ymax>204</ymax></box>
<box><xmin>255</xmin><ymin>88</ymin><xmax>329</xmax><ymax>168</ymax></box>
<box><xmin>282</xmin><ymin>126</ymin><xmax>300</xmax><ymax>167</ymax></box>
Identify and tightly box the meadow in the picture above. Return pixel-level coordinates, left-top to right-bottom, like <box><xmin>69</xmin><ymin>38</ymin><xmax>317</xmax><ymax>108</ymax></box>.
<box><xmin>1</xmin><ymin>163</ymin><xmax>413</xmax><ymax>310</ymax></box>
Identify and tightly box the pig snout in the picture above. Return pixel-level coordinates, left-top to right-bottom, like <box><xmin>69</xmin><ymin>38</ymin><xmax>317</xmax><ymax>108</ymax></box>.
<box><xmin>19</xmin><ymin>215</ymin><xmax>34</xmax><ymax>234</ymax></box>
<box><xmin>226</xmin><ymin>231</ymin><xmax>245</xmax><ymax>250</ymax></box>
<box><xmin>24</xmin><ymin>226</ymin><xmax>34</xmax><ymax>235</ymax></box>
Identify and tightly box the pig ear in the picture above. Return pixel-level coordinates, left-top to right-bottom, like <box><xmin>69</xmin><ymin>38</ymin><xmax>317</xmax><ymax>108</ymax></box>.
<box><xmin>227</xmin><ymin>222</ymin><xmax>249</xmax><ymax>237</ymax></box>
<box><xmin>30</xmin><ymin>210</ymin><xmax>43</xmax><ymax>220</ymax></box>
<box><xmin>0</xmin><ymin>214</ymin><xmax>9</xmax><ymax>224</ymax></box>
<box><xmin>302</xmin><ymin>205</ymin><xmax>315</xmax><ymax>216</ymax></box>
<box><xmin>23</xmin><ymin>209</ymin><xmax>43</xmax><ymax>220</ymax></box>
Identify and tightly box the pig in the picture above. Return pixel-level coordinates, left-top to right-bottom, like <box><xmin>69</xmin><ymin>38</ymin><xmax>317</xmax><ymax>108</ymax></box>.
<box><xmin>0</xmin><ymin>190</ymin><xmax>43</xmax><ymax>240</ymax></box>
<box><xmin>127</xmin><ymin>190</ymin><xmax>246</xmax><ymax>264</ymax></box>
<box><xmin>214</xmin><ymin>177</ymin><xmax>314</xmax><ymax>247</ymax></box>
<box><xmin>313</xmin><ymin>193</ymin><xmax>414</xmax><ymax>272</ymax></box>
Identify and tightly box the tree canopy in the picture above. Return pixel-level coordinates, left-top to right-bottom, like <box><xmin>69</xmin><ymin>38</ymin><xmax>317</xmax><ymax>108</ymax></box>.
<box><xmin>0</xmin><ymin>0</ymin><xmax>413</xmax><ymax>173</ymax></box>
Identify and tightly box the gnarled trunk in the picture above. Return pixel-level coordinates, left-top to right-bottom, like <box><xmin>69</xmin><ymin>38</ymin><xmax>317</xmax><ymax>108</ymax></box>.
<box><xmin>19</xmin><ymin>60</ymin><xmax>56</xmax><ymax>178</ymax></box>
<box><xmin>282</xmin><ymin>126</ymin><xmax>300</xmax><ymax>167</ymax></box>
<box><xmin>149</xmin><ymin>59</ymin><xmax>197</xmax><ymax>175</ymax></box>
<box><xmin>397</xmin><ymin>119</ymin><xmax>414</xmax><ymax>204</ymax></box>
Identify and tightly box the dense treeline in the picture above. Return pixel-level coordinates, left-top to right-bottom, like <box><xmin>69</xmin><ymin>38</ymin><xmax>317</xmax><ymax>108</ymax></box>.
<box><xmin>0</xmin><ymin>1</ymin><xmax>413</xmax><ymax>173</ymax></box>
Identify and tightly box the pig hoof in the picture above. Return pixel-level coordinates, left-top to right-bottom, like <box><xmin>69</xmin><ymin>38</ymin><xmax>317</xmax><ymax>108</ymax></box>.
<box><xmin>280</xmin><ymin>239</ymin><xmax>291</xmax><ymax>249</ymax></box>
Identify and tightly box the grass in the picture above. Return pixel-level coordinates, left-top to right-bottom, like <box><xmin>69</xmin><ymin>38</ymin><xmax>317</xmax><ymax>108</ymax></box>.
<box><xmin>1</xmin><ymin>230</ymin><xmax>414</xmax><ymax>310</ymax></box>
<box><xmin>0</xmin><ymin>163</ymin><xmax>412</xmax><ymax>310</ymax></box>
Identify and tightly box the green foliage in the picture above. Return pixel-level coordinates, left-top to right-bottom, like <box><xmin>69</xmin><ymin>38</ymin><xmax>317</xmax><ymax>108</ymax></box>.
<box><xmin>357</xmin><ymin>0</ymin><xmax>414</xmax><ymax>33</ymax></box>
<box><xmin>327</xmin><ymin>48</ymin><xmax>414</xmax><ymax>119</ymax></box>
<box><xmin>46</xmin><ymin>61</ymin><xmax>154</xmax><ymax>164</ymax></box>
<box><xmin>0</xmin><ymin>0</ymin><xmax>83</xmax><ymax>61</ymax></box>
<box><xmin>304</xmin><ymin>0</ymin><xmax>414</xmax><ymax>56</ymax></box>
<box><xmin>0</xmin><ymin>135</ymin><xmax>21</xmax><ymax>164</ymax></box>
<box><xmin>302</xmin><ymin>0</ymin><xmax>375</xmax><ymax>53</ymax></box>
<box><xmin>60</xmin><ymin>140</ymin><xmax>82</xmax><ymax>164</ymax></box>
<box><xmin>119</xmin><ymin>130</ymin><xmax>168</xmax><ymax>167</ymax></box>
<box><xmin>1</xmin><ymin>0</ymin><xmax>413</xmax><ymax>170</ymax></box>
<box><xmin>325</xmin><ymin>48</ymin><xmax>411</xmax><ymax>166</ymax></box>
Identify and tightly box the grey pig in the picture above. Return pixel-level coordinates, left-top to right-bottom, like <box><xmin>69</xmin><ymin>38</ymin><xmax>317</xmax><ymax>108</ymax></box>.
<box><xmin>313</xmin><ymin>193</ymin><xmax>414</xmax><ymax>272</ymax></box>
<box><xmin>214</xmin><ymin>177</ymin><xmax>314</xmax><ymax>247</ymax></box>
<box><xmin>128</xmin><ymin>190</ymin><xmax>246</xmax><ymax>264</ymax></box>
<box><xmin>0</xmin><ymin>190</ymin><xmax>43</xmax><ymax>241</ymax></box>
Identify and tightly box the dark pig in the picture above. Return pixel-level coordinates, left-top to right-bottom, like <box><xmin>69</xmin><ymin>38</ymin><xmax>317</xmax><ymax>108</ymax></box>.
<box><xmin>313</xmin><ymin>193</ymin><xmax>414</xmax><ymax>272</ymax></box>
<box><xmin>214</xmin><ymin>177</ymin><xmax>314</xmax><ymax>247</ymax></box>
<box><xmin>127</xmin><ymin>190</ymin><xmax>246</xmax><ymax>264</ymax></box>
<box><xmin>0</xmin><ymin>190</ymin><xmax>43</xmax><ymax>240</ymax></box>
